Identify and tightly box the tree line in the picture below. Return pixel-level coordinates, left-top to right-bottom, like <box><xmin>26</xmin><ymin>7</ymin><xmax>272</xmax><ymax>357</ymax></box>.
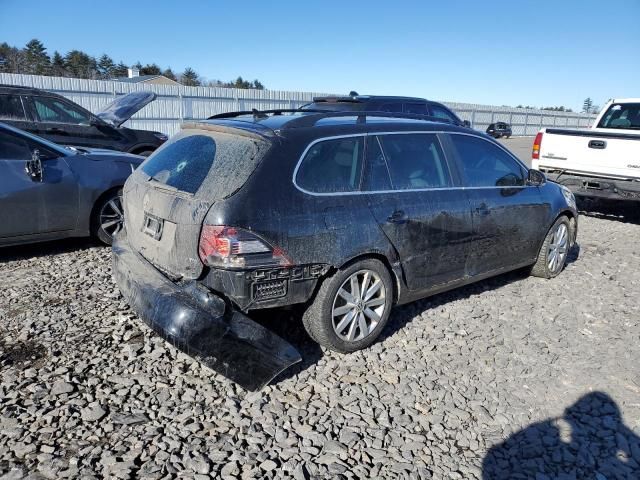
<box><xmin>0</xmin><ymin>39</ymin><xmax>266</xmax><ymax>89</ymax></box>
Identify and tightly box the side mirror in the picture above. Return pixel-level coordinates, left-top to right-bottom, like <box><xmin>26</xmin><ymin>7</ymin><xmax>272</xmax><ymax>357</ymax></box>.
<box><xmin>463</xmin><ymin>120</ymin><xmax>471</xmax><ymax>128</ymax></box>
<box><xmin>25</xmin><ymin>149</ymin><xmax>43</xmax><ymax>182</ymax></box>
<box><xmin>527</xmin><ymin>168</ymin><xmax>546</xmax><ymax>186</ymax></box>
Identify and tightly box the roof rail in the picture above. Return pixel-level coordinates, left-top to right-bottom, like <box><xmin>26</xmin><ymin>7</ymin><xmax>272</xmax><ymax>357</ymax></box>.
<box><xmin>208</xmin><ymin>108</ymin><xmax>322</xmax><ymax>120</ymax></box>
<box><xmin>279</xmin><ymin>110</ymin><xmax>453</xmax><ymax>129</ymax></box>
<box><xmin>206</xmin><ymin>109</ymin><xmax>454</xmax><ymax>129</ymax></box>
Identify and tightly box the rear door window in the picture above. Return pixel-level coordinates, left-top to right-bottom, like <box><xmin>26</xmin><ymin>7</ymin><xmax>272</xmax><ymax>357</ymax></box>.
<box><xmin>363</xmin><ymin>136</ymin><xmax>392</xmax><ymax>191</ymax></box>
<box><xmin>449</xmin><ymin>134</ymin><xmax>525</xmax><ymax>187</ymax></box>
<box><xmin>377</xmin><ymin>134</ymin><xmax>451</xmax><ymax>189</ymax></box>
<box><xmin>0</xmin><ymin>95</ymin><xmax>26</xmax><ymax>121</ymax></box>
<box><xmin>429</xmin><ymin>104</ymin><xmax>458</xmax><ymax>124</ymax></box>
<box><xmin>296</xmin><ymin>137</ymin><xmax>364</xmax><ymax>193</ymax></box>
<box><xmin>33</xmin><ymin>96</ymin><xmax>92</xmax><ymax>125</ymax></box>
<box><xmin>404</xmin><ymin>103</ymin><xmax>428</xmax><ymax>115</ymax></box>
<box><xmin>141</xmin><ymin>129</ymin><xmax>270</xmax><ymax>197</ymax></box>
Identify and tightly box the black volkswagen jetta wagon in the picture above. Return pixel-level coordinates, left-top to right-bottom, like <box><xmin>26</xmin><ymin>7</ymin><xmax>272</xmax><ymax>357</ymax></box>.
<box><xmin>113</xmin><ymin>110</ymin><xmax>578</xmax><ymax>390</ymax></box>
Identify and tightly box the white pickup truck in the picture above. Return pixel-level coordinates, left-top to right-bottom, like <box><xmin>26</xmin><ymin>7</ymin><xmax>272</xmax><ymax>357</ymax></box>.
<box><xmin>531</xmin><ymin>98</ymin><xmax>640</xmax><ymax>201</ymax></box>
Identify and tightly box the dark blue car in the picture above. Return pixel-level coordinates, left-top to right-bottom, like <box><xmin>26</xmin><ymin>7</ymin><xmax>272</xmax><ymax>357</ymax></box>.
<box><xmin>0</xmin><ymin>122</ymin><xmax>143</xmax><ymax>247</ymax></box>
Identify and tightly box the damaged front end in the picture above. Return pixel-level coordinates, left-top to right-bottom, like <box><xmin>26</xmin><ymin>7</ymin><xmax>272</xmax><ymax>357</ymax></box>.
<box><xmin>112</xmin><ymin>229</ymin><xmax>301</xmax><ymax>391</ymax></box>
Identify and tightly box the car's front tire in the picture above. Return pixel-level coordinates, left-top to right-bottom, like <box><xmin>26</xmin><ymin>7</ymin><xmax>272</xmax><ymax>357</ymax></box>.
<box><xmin>92</xmin><ymin>189</ymin><xmax>124</xmax><ymax>245</ymax></box>
<box><xmin>302</xmin><ymin>258</ymin><xmax>393</xmax><ymax>353</ymax></box>
<box><xmin>530</xmin><ymin>216</ymin><xmax>571</xmax><ymax>278</ymax></box>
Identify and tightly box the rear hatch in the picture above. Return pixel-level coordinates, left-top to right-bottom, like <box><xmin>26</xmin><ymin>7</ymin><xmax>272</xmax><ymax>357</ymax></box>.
<box><xmin>122</xmin><ymin>124</ymin><xmax>272</xmax><ymax>279</ymax></box>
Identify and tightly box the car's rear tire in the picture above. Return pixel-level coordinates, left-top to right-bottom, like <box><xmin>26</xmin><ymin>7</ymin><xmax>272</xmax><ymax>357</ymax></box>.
<box><xmin>137</xmin><ymin>150</ymin><xmax>154</xmax><ymax>157</ymax></box>
<box><xmin>91</xmin><ymin>189</ymin><xmax>124</xmax><ymax>245</ymax></box>
<box><xmin>302</xmin><ymin>258</ymin><xmax>393</xmax><ymax>353</ymax></box>
<box><xmin>530</xmin><ymin>216</ymin><xmax>570</xmax><ymax>278</ymax></box>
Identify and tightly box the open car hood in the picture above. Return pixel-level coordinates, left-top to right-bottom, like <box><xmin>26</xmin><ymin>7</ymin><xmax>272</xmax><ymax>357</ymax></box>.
<box><xmin>97</xmin><ymin>91</ymin><xmax>156</xmax><ymax>128</ymax></box>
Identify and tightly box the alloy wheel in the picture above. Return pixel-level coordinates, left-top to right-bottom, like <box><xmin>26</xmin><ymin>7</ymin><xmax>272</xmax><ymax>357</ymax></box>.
<box><xmin>331</xmin><ymin>269</ymin><xmax>387</xmax><ymax>342</ymax></box>
<box><xmin>100</xmin><ymin>195</ymin><xmax>124</xmax><ymax>240</ymax></box>
<box><xmin>547</xmin><ymin>223</ymin><xmax>568</xmax><ymax>274</ymax></box>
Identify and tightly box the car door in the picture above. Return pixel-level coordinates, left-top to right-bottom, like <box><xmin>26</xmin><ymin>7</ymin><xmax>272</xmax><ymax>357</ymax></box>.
<box><xmin>27</xmin><ymin>95</ymin><xmax>123</xmax><ymax>149</ymax></box>
<box><xmin>0</xmin><ymin>128</ymin><xmax>79</xmax><ymax>241</ymax></box>
<box><xmin>364</xmin><ymin>133</ymin><xmax>474</xmax><ymax>291</ymax></box>
<box><xmin>0</xmin><ymin>93</ymin><xmax>38</xmax><ymax>135</ymax></box>
<box><xmin>444</xmin><ymin>133</ymin><xmax>549</xmax><ymax>276</ymax></box>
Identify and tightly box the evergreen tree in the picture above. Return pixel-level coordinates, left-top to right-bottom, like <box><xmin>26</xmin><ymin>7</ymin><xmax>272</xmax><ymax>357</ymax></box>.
<box><xmin>252</xmin><ymin>79</ymin><xmax>264</xmax><ymax>90</ymax></box>
<box><xmin>140</xmin><ymin>63</ymin><xmax>161</xmax><ymax>75</ymax></box>
<box><xmin>112</xmin><ymin>61</ymin><xmax>129</xmax><ymax>77</ymax></box>
<box><xmin>64</xmin><ymin>50</ymin><xmax>98</xmax><ymax>79</ymax></box>
<box><xmin>24</xmin><ymin>38</ymin><xmax>50</xmax><ymax>75</ymax></box>
<box><xmin>97</xmin><ymin>54</ymin><xmax>115</xmax><ymax>79</ymax></box>
<box><xmin>180</xmin><ymin>67</ymin><xmax>200</xmax><ymax>86</ymax></box>
<box><xmin>162</xmin><ymin>67</ymin><xmax>177</xmax><ymax>81</ymax></box>
<box><xmin>50</xmin><ymin>51</ymin><xmax>67</xmax><ymax>76</ymax></box>
<box><xmin>583</xmin><ymin>97</ymin><xmax>593</xmax><ymax>113</ymax></box>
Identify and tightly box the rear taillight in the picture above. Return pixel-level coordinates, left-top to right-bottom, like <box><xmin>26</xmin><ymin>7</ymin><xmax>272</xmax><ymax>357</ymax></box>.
<box><xmin>532</xmin><ymin>132</ymin><xmax>543</xmax><ymax>160</ymax></box>
<box><xmin>198</xmin><ymin>225</ymin><xmax>291</xmax><ymax>269</ymax></box>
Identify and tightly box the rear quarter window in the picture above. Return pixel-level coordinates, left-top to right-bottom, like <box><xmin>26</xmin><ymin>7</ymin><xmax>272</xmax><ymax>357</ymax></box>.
<box><xmin>140</xmin><ymin>129</ymin><xmax>270</xmax><ymax>197</ymax></box>
<box><xmin>296</xmin><ymin>137</ymin><xmax>364</xmax><ymax>193</ymax></box>
<box><xmin>0</xmin><ymin>95</ymin><xmax>26</xmax><ymax>121</ymax></box>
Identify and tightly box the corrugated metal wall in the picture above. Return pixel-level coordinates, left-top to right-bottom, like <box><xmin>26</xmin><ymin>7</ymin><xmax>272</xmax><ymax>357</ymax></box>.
<box><xmin>0</xmin><ymin>73</ymin><xmax>596</xmax><ymax>136</ymax></box>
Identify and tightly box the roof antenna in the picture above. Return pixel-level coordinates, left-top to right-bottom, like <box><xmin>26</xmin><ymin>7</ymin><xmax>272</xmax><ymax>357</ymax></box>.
<box><xmin>252</xmin><ymin>108</ymin><xmax>268</xmax><ymax>119</ymax></box>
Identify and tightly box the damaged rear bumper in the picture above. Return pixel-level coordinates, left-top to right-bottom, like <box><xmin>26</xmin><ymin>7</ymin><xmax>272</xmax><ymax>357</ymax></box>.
<box><xmin>544</xmin><ymin>171</ymin><xmax>640</xmax><ymax>201</ymax></box>
<box><xmin>112</xmin><ymin>229</ymin><xmax>301</xmax><ymax>391</ymax></box>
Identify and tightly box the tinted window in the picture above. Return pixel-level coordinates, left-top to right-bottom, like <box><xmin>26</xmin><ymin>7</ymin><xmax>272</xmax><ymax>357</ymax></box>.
<box><xmin>33</xmin><ymin>96</ymin><xmax>91</xmax><ymax>125</ymax></box>
<box><xmin>0</xmin><ymin>131</ymin><xmax>31</xmax><ymax>160</ymax></box>
<box><xmin>449</xmin><ymin>134</ymin><xmax>525</xmax><ymax>187</ymax></box>
<box><xmin>404</xmin><ymin>103</ymin><xmax>428</xmax><ymax>115</ymax></box>
<box><xmin>363</xmin><ymin>136</ymin><xmax>392</xmax><ymax>191</ymax></box>
<box><xmin>378</xmin><ymin>134</ymin><xmax>450</xmax><ymax>189</ymax></box>
<box><xmin>0</xmin><ymin>95</ymin><xmax>26</xmax><ymax>121</ymax></box>
<box><xmin>141</xmin><ymin>130</ymin><xmax>269</xmax><ymax>197</ymax></box>
<box><xmin>430</xmin><ymin>105</ymin><xmax>458</xmax><ymax>124</ymax></box>
<box><xmin>297</xmin><ymin>137</ymin><xmax>364</xmax><ymax>193</ymax></box>
<box><xmin>597</xmin><ymin>103</ymin><xmax>640</xmax><ymax>129</ymax></box>
<box><xmin>377</xmin><ymin>103</ymin><xmax>404</xmax><ymax>113</ymax></box>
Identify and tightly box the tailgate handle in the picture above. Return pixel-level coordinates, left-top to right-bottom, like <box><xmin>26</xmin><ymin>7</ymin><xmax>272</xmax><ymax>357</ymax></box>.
<box><xmin>588</xmin><ymin>140</ymin><xmax>606</xmax><ymax>149</ymax></box>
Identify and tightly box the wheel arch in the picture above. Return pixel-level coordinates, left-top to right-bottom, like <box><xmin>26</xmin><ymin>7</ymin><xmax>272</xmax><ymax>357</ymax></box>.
<box><xmin>89</xmin><ymin>186</ymin><xmax>123</xmax><ymax>232</ymax></box>
<box><xmin>335</xmin><ymin>251</ymin><xmax>402</xmax><ymax>305</ymax></box>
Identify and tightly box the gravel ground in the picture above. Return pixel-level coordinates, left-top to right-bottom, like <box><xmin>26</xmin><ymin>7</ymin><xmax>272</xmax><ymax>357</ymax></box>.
<box><xmin>1</xmin><ymin>205</ymin><xmax>640</xmax><ymax>479</ymax></box>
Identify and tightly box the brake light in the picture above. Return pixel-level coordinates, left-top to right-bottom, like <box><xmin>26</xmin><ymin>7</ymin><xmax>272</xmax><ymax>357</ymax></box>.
<box><xmin>198</xmin><ymin>225</ymin><xmax>291</xmax><ymax>268</ymax></box>
<box><xmin>532</xmin><ymin>132</ymin><xmax>543</xmax><ymax>160</ymax></box>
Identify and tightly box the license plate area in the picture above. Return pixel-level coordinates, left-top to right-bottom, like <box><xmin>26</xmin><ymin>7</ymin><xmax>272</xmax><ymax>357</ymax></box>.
<box><xmin>142</xmin><ymin>213</ymin><xmax>164</xmax><ymax>240</ymax></box>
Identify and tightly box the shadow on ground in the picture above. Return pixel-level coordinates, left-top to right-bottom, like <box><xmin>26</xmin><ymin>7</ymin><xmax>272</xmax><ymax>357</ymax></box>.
<box><xmin>578</xmin><ymin>197</ymin><xmax>640</xmax><ymax>225</ymax></box>
<box><xmin>482</xmin><ymin>392</ymin><xmax>640</xmax><ymax>478</ymax></box>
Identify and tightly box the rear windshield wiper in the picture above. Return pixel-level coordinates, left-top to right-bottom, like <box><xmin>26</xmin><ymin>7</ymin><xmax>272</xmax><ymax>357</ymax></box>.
<box><xmin>147</xmin><ymin>174</ymin><xmax>179</xmax><ymax>193</ymax></box>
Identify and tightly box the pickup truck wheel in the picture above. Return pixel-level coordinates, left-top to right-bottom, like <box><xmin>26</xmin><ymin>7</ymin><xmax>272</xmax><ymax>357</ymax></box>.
<box><xmin>302</xmin><ymin>259</ymin><xmax>393</xmax><ymax>353</ymax></box>
<box><xmin>92</xmin><ymin>189</ymin><xmax>124</xmax><ymax>245</ymax></box>
<box><xmin>530</xmin><ymin>216</ymin><xmax>570</xmax><ymax>278</ymax></box>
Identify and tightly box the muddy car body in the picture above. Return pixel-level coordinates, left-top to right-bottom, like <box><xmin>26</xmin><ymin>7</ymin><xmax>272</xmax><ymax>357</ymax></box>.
<box><xmin>113</xmin><ymin>111</ymin><xmax>578</xmax><ymax>390</ymax></box>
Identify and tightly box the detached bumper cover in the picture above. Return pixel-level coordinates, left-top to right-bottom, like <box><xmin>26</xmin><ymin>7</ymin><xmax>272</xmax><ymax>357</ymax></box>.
<box><xmin>112</xmin><ymin>229</ymin><xmax>301</xmax><ymax>391</ymax></box>
<box><xmin>545</xmin><ymin>172</ymin><xmax>640</xmax><ymax>201</ymax></box>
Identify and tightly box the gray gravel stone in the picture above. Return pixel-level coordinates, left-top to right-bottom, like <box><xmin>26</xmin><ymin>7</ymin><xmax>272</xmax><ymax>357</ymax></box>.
<box><xmin>0</xmin><ymin>213</ymin><xmax>639</xmax><ymax>478</ymax></box>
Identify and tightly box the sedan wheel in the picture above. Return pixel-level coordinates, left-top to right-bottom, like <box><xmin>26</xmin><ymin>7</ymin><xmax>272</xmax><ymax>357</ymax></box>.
<box><xmin>92</xmin><ymin>190</ymin><xmax>124</xmax><ymax>245</ymax></box>
<box><xmin>332</xmin><ymin>270</ymin><xmax>386</xmax><ymax>342</ymax></box>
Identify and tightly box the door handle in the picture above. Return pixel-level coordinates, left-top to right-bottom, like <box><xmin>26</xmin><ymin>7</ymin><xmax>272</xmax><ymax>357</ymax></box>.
<box><xmin>46</xmin><ymin>127</ymin><xmax>67</xmax><ymax>135</ymax></box>
<box><xmin>387</xmin><ymin>210</ymin><xmax>408</xmax><ymax>224</ymax></box>
<box><xmin>588</xmin><ymin>140</ymin><xmax>606</xmax><ymax>149</ymax></box>
<box><xmin>475</xmin><ymin>204</ymin><xmax>490</xmax><ymax>216</ymax></box>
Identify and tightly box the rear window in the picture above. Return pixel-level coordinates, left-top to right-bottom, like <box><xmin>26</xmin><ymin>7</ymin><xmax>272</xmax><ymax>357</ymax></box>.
<box><xmin>140</xmin><ymin>129</ymin><xmax>270</xmax><ymax>197</ymax></box>
<box><xmin>0</xmin><ymin>95</ymin><xmax>26</xmax><ymax>120</ymax></box>
<box><xmin>597</xmin><ymin>103</ymin><xmax>640</xmax><ymax>129</ymax></box>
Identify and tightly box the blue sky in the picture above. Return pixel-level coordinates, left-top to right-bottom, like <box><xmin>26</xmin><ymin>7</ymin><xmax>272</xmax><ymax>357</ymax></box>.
<box><xmin>2</xmin><ymin>0</ymin><xmax>638</xmax><ymax>111</ymax></box>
